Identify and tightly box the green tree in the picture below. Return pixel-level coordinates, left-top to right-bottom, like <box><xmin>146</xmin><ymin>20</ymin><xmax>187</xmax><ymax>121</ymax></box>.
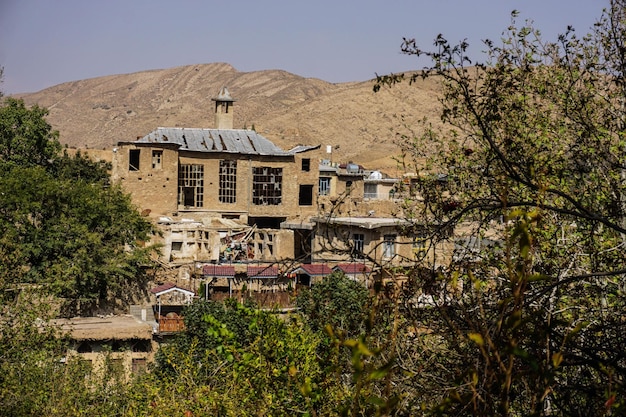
<box><xmin>150</xmin><ymin>299</ymin><xmax>338</xmax><ymax>416</ymax></box>
<box><xmin>0</xmin><ymin>98</ymin><xmax>61</xmax><ymax>167</ymax></box>
<box><xmin>0</xmin><ymin>98</ymin><xmax>155</xmax><ymax>314</ymax></box>
<box><xmin>374</xmin><ymin>2</ymin><xmax>626</xmax><ymax>415</ymax></box>
<box><xmin>297</xmin><ymin>271</ymin><xmax>370</xmax><ymax>338</ymax></box>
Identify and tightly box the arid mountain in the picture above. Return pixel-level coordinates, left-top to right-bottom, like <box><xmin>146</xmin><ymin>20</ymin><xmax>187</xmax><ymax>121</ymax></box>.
<box><xmin>17</xmin><ymin>62</ymin><xmax>443</xmax><ymax>173</ymax></box>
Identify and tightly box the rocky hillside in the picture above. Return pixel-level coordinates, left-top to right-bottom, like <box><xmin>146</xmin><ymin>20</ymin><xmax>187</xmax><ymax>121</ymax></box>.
<box><xmin>17</xmin><ymin>62</ymin><xmax>444</xmax><ymax>172</ymax></box>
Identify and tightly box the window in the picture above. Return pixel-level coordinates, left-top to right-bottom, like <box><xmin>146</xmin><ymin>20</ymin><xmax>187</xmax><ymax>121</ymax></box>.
<box><xmin>219</xmin><ymin>160</ymin><xmax>237</xmax><ymax>203</ymax></box>
<box><xmin>299</xmin><ymin>184</ymin><xmax>313</xmax><ymax>206</ymax></box>
<box><xmin>151</xmin><ymin>150</ymin><xmax>162</xmax><ymax>169</ymax></box>
<box><xmin>383</xmin><ymin>234</ymin><xmax>396</xmax><ymax>258</ymax></box>
<box><xmin>364</xmin><ymin>183</ymin><xmax>378</xmax><ymax>199</ymax></box>
<box><xmin>252</xmin><ymin>167</ymin><xmax>282</xmax><ymax>205</ymax></box>
<box><xmin>178</xmin><ymin>164</ymin><xmax>204</xmax><ymax>207</ymax></box>
<box><xmin>132</xmin><ymin>358</ymin><xmax>147</xmax><ymax>374</ymax></box>
<box><xmin>129</xmin><ymin>149</ymin><xmax>140</xmax><ymax>171</ymax></box>
<box><xmin>413</xmin><ymin>233</ymin><xmax>427</xmax><ymax>256</ymax></box>
<box><xmin>353</xmin><ymin>233</ymin><xmax>364</xmax><ymax>255</ymax></box>
<box><xmin>301</xmin><ymin>158</ymin><xmax>311</xmax><ymax>172</ymax></box>
<box><xmin>319</xmin><ymin>177</ymin><xmax>331</xmax><ymax>196</ymax></box>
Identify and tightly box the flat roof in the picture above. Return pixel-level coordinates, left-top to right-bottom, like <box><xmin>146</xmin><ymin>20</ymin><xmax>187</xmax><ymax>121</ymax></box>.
<box><xmin>52</xmin><ymin>315</ymin><xmax>154</xmax><ymax>341</ymax></box>
<box><xmin>312</xmin><ymin>216</ymin><xmax>412</xmax><ymax>230</ymax></box>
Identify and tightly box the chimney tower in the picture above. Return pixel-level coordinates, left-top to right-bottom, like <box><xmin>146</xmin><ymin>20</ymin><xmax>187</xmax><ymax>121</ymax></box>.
<box><xmin>211</xmin><ymin>86</ymin><xmax>235</xmax><ymax>129</ymax></box>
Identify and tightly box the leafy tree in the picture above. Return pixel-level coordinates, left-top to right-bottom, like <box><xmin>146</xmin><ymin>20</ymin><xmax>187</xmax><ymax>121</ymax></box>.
<box><xmin>297</xmin><ymin>271</ymin><xmax>370</xmax><ymax>338</ymax></box>
<box><xmin>0</xmin><ymin>98</ymin><xmax>61</xmax><ymax>167</ymax></box>
<box><xmin>151</xmin><ymin>299</ymin><xmax>337</xmax><ymax>416</ymax></box>
<box><xmin>374</xmin><ymin>1</ymin><xmax>626</xmax><ymax>415</ymax></box>
<box><xmin>0</xmin><ymin>98</ymin><xmax>155</xmax><ymax>314</ymax></box>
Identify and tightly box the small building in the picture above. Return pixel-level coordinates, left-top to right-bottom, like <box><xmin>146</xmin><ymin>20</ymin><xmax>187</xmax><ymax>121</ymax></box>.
<box><xmin>292</xmin><ymin>263</ymin><xmax>334</xmax><ymax>287</ymax></box>
<box><xmin>151</xmin><ymin>282</ymin><xmax>195</xmax><ymax>334</ymax></box>
<box><xmin>333</xmin><ymin>262</ymin><xmax>373</xmax><ymax>286</ymax></box>
<box><xmin>53</xmin><ymin>316</ymin><xmax>156</xmax><ymax>375</ymax></box>
<box><xmin>111</xmin><ymin>87</ymin><xmax>322</xmax><ymax>265</ymax></box>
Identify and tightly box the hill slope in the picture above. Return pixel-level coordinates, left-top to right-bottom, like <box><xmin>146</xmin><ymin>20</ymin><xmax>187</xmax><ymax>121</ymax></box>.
<box><xmin>18</xmin><ymin>63</ymin><xmax>443</xmax><ymax>172</ymax></box>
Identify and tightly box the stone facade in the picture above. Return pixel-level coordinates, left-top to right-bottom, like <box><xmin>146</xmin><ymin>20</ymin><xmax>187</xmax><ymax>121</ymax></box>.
<box><xmin>111</xmin><ymin>88</ymin><xmax>322</xmax><ymax>265</ymax></box>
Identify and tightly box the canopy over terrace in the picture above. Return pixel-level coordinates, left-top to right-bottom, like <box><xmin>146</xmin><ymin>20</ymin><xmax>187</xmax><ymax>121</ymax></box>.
<box><xmin>333</xmin><ymin>262</ymin><xmax>373</xmax><ymax>287</ymax></box>
<box><xmin>201</xmin><ymin>264</ymin><xmax>283</xmax><ymax>298</ymax></box>
<box><xmin>292</xmin><ymin>263</ymin><xmax>333</xmax><ymax>287</ymax></box>
<box><xmin>150</xmin><ymin>283</ymin><xmax>195</xmax><ymax>334</ymax></box>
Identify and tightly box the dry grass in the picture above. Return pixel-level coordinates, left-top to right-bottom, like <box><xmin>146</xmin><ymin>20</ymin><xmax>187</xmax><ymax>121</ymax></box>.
<box><xmin>16</xmin><ymin>62</ymin><xmax>445</xmax><ymax>173</ymax></box>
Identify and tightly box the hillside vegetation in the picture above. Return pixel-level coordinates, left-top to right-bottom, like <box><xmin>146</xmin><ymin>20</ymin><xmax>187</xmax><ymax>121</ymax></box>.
<box><xmin>16</xmin><ymin>62</ymin><xmax>443</xmax><ymax>172</ymax></box>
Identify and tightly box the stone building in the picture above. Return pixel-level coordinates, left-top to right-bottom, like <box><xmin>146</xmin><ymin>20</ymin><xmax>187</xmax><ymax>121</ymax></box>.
<box><xmin>53</xmin><ymin>316</ymin><xmax>156</xmax><ymax>376</ymax></box>
<box><xmin>111</xmin><ymin>87</ymin><xmax>322</xmax><ymax>264</ymax></box>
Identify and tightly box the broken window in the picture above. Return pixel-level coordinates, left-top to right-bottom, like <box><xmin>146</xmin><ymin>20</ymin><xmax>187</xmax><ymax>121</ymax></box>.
<box><xmin>219</xmin><ymin>160</ymin><xmax>237</xmax><ymax>203</ymax></box>
<box><xmin>129</xmin><ymin>149</ymin><xmax>140</xmax><ymax>171</ymax></box>
<box><xmin>299</xmin><ymin>184</ymin><xmax>314</xmax><ymax>206</ymax></box>
<box><xmin>319</xmin><ymin>177</ymin><xmax>331</xmax><ymax>196</ymax></box>
<box><xmin>152</xmin><ymin>150</ymin><xmax>162</xmax><ymax>169</ymax></box>
<box><xmin>252</xmin><ymin>167</ymin><xmax>282</xmax><ymax>205</ymax></box>
<box><xmin>178</xmin><ymin>164</ymin><xmax>204</xmax><ymax>208</ymax></box>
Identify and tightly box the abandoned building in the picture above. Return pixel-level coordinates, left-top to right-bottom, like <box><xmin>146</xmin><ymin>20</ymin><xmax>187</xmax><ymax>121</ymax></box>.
<box><xmin>108</xmin><ymin>86</ymin><xmax>459</xmax><ymax>300</ymax></box>
<box><xmin>111</xmin><ymin>87</ymin><xmax>322</xmax><ymax>265</ymax></box>
<box><xmin>52</xmin><ymin>315</ymin><xmax>157</xmax><ymax>375</ymax></box>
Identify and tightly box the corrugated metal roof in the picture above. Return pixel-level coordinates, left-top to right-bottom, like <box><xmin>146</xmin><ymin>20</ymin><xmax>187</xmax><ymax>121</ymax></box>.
<box><xmin>312</xmin><ymin>216</ymin><xmax>412</xmax><ymax>229</ymax></box>
<box><xmin>288</xmin><ymin>145</ymin><xmax>321</xmax><ymax>154</ymax></box>
<box><xmin>150</xmin><ymin>282</ymin><xmax>195</xmax><ymax>296</ymax></box>
<box><xmin>136</xmin><ymin>127</ymin><xmax>293</xmax><ymax>156</ymax></box>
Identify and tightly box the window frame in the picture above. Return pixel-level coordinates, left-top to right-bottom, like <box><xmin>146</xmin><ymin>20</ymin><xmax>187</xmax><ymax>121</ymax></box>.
<box><xmin>319</xmin><ymin>176</ymin><xmax>331</xmax><ymax>196</ymax></box>
<box><xmin>151</xmin><ymin>150</ymin><xmax>163</xmax><ymax>170</ymax></box>
<box><xmin>129</xmin><ymin>149</ymin><xmax>140</xmax><ymax>171</ymax></box>
<box><xmin>218</xmin><ymin>160</ymin><xmax>237</xmax><ymax>203</ymax></box>
<box><xmin>178</xmin><ymin>164</ymin><xmax>204</xmax><ymax>208</ymax></box>
<box><xmin>252</xmin><ymin>167</ymin><xmax>283</xmax><ymax>205</ymax></box>
<box><xmin>383</xmin><ymin>234</ymin><xmax>397</xmax><ymax>259</ymax></box>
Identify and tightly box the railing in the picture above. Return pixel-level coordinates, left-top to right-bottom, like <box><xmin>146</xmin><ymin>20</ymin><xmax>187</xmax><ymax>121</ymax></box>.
<box><xmin>158</xmin><ymin>317</ymin><xmax>185</xmax><ymax>333</ymax></box>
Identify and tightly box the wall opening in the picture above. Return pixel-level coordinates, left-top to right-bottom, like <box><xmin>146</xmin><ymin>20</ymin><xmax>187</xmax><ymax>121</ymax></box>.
<box><xmin>299</xmin><ymin>184</ymin><xmax>314</xmax><ymax>206</ymax></box>
<box><xmin>129</xmin><ymin>149</ymin><xmax>140</xmax><ymax>171</ymax></box>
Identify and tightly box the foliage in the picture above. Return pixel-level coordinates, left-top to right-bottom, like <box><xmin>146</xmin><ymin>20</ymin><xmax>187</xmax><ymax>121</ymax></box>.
<box><xmin>296</xmin><ymin>271</ymin><xmax>370</xmax><ymax>338</ymax></box>
<box><xmin>374</xmin><ymin>2</ymin><xmax>626</xmax><ymax>415</ymax></box>
<box><xmin>0</xmin><ymin>97</ymin><xmax>156</xmax><ymax>314</ymax></box>
<box><xmin>150</xmin><ymin>299</ymin><xmax>339</xmax><ymax>416</ymax></box>
<box><xmin>0</xmin><ymin>97</ymin><xmax>61</xmax><ymax>167</ymax></box>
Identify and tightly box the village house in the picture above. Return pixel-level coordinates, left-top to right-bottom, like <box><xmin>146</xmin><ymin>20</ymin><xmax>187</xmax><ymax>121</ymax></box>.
<box><xmin>111</xmin><ymin>87</ymin><xmax>322</xmax><ymax>267</ymax></box>
<box><xmin>52</xmin><ymin>315</ymin><xmax>157</xmax><ymax>376</ymax></box>
<box><xmin>109</xmin><ymin>87</ymin><xmax>455</xmax><ymax>297</ymax></box>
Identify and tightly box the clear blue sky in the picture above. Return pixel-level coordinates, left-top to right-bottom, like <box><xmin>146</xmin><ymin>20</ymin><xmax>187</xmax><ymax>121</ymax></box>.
<box><xmin>0</xmin><ymin>0</ymin><xmax>611</xmax><ymax>94</ymax></box>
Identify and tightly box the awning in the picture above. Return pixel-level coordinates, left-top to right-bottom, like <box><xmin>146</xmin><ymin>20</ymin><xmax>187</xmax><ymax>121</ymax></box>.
<box><xmin>202</xmin><ymin>264</ymin><xmax>236</xmax><ymax>278</ymax></box>
<box><xmin>247</xmin><ymin>265</ymin><xmax>279</xmax><ymax>279</ymax></box>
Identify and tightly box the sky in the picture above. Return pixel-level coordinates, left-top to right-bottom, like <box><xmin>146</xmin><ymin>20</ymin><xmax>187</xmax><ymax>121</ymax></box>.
<box><xmin>0</xmin><ymin>0</ymin><xmax>612</xmax><ymax>94</ymax></box>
